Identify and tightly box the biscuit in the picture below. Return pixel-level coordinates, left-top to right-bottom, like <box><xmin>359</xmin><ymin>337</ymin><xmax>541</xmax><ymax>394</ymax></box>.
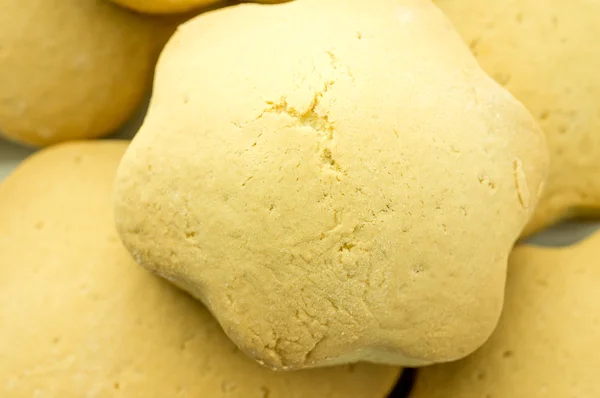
<box><xmin>434</xmin><ymin>0</ymin><xmax>600</xmax><ymax>236</ymax></box>
<box><xmin>409</xmin><ymin>231</ymin><xmax>600</xmax><ymax>398</ymax></box>
<box><xmin>114</xmin><ymin>0</ymin><xmax>548</xmax><ymax>370</ymax></box>
<box><xmin>0</xmin><ymin>141</ymin><xmax>401</xmax><ymax>398</ymax></box>
<box><xmin>108</xmin><ymin>0</ymin><xmax>288</xmax><ymax>15</ymax></box>
<box><xmin>108</xmin><ymin>0</ymin><xmax>222</xmax><ymax>14</ymax></box>
<box><xmin>0</xmin><ymin>0</ymin><xmax>169</xmax><ymax>147</ymax></box>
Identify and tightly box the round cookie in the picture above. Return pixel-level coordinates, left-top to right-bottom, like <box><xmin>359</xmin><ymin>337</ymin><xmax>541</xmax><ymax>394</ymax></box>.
<box><xmin>434</xmin><ymin>0</ymin><xmax>600</xmax><ymax>236</ymax></box>
<box><xmin>409</xmin><ymin>231</ymin><xmax>600</xmax><ymax>398</ymax></box>
<box><xmin>0</xmin><ymin>0</ymin><xmax>170</xmax><ymax>147</ymax></box>
<box><xmin>108</xmin><ymin>0</ymin><xmax>289</xmax><ymax>15</ymax></box>
<box><xmin>0</xmin><ymin>141</ymin><xmax>401</xmax><ymax>398</ymax></box>
<box><xmin>114</xmin><ymin>0</ymin><xmax>548</xmax><ymax>370</ymax></box>
<box><xmin>108</xmin><ymin>0</ymin><xmax>222</xmax><ymax>14</ymax></box>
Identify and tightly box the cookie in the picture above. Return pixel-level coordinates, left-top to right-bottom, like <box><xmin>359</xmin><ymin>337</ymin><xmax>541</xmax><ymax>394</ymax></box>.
<box><xmin>108</xmin><ymin>0</ymin><xmax>288</xmax><ymax>15</ymax></box>
<box><xmin>434</xmin><ymin>0</ymin><xmax>600</xmax><ymax>236</ymax></box>
<box><xmin>0</xmin><ymin>0</ymin><xmax>169</xmax><ymax>147</ymax></box>
<box><xmin>108</xmin><ymin>0</ymin><xmax>222</xmax><ymax>14</ymax></box>
<box><xmin>114</xmin><ymin>0</ymin><xmax>548</xmax><ymax>370</ymax></box>
<box><xmin>0</xmin><ymin>141</ymin><xmax>401</xmax><ymax>398</ymax></box>
<box><xmin>409</xmin><ymin>231</ymin><xmax>600</xmax><ymax>398</ymax></box>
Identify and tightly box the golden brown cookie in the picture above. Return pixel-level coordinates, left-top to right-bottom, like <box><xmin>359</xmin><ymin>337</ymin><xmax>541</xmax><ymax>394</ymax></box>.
<box><xmin>434</xmin><ymin>0</ymin><xmax>600</xmax><ymax>236</ymax></box>
<box><xmin>0</xmin><ymin>0</ymin><xmax>169</xmax><ymax>147</ymax></box>
<box><xmin>0</xmin><ymin>141</ymin><xmax>401</xmax><ymax>397</ymax></box>
<box><xmin>410</xmin><ymin>231</ymin><xmax>600</xmax><ymax>398</ymax></box>
<box><xmin>114</xmin><ymin>0</ymin><xmax>548</xmax><ymax>370</ymax></box>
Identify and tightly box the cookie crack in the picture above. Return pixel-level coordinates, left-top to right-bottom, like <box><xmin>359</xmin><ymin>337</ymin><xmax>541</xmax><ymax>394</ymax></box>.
<box><xmin>255</xmin><ymin>50</ymin><xmax>354</xmax><ymax>174</ymax></box>
<box><xmin>262</xmin><ymin>78</ymin><xmax>342</xmax><ymax>174</ymax></box>
<box><xmin>304</xmin><ymin>335</ymin><xmax>327</xmax><ymax>363</ymax></box>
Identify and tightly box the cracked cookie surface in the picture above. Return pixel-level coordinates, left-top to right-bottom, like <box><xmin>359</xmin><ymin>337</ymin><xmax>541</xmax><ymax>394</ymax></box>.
<box><xmin>114</xmin><ymin>0</ymin><xmax>548</xmax><ymax>370</ymax></box>
<box><xmin>435</xmin><ymin>0</ymin><xmax>600</xmax><ymax>236</ymax></box>
<box><xmin>0</xmin><ymin>141</ymin><xmax>400</xmax><ymax>398</ymax></box>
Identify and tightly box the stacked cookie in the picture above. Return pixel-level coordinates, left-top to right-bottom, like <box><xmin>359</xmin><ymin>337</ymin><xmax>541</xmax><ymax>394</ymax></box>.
<box><xmin>0</xmin><ymin>142</ymin><xmax>400</xmax><ymax>397</ymax></box>
<box><xmin>0</xmin><ymin>0</ymin><xmax>598</xmax><ymax>396</ymax></box>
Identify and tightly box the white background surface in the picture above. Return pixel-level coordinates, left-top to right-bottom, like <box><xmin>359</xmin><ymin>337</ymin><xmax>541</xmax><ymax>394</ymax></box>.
<box><xmin>0</xmin><ymin>101</ymin><xmax>598</xmax><ymax>247</ymax></box>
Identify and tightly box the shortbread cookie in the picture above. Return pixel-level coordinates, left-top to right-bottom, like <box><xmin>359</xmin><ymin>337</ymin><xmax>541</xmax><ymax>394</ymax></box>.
<box><xmin>108</xmin><ymin>0</ymin><xmax>287</xmax><ymax>15</ymax></box>
<box><xmin>108</xmin><ymin>0</ymin><xmax>221</xmax><ymax>14</ymax></box>
<box><xmin>410</xmin><ymin>231</ymin><xmax>600</xmax><ymax>398</ymax></box>
<box><xmin>114</xmin><ymin>0</ymin><xmax>548</xmax><ymax>370</ymax></box>
<box><xmin>0</xmin><ymin>0</ymin><xmax>168</xmax><ymax>147</ymax></box>
<box><xmin>0</xmin><ymin>141</ymin><xmax>401</xmax><ymax>398</ymax></box>
<box><xmin>434</xmin><ymin>0</ymin><xmax>600</xmax><ymax>236</ymax></box>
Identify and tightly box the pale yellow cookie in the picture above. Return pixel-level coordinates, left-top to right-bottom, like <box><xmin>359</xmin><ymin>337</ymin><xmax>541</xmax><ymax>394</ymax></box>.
<box><xmin>0</xmin><ymin>0</ymin><xmax>170</xmax><ymax>147</ymax></box>
<box><xmin>114</xmin><ymin>0</ymin><xmax>548</xmax><ymax>370</ymax></box>
<box><xmin>0</xmin><ymin>141</ymin><xmax>400</xmax><ymax>398</ymax></box>
<box><xmin>409</xmin><ymin>231</ymin><xmax>600</xmax><ymax>398</ymax></box>
<box><xmin>434</xmin><ymin>0</ymin><xmax>600</xmax><ymax>236</ymax></box>
<box><xmin>108</xmin><ymin>0</ymin><xmax>221</xmax><ymax>14</ymax></box>
<box><xmin>108</xmin><ymin>0</ymin><xmax>288</xmax><ymax>15</ymax></box>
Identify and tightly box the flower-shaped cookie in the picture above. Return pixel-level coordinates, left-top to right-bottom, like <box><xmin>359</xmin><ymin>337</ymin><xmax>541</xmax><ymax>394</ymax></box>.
<box><xmin>115</xmin><ymin>0</ymin><xmax>548</xmax><ymax>370</ymax></box>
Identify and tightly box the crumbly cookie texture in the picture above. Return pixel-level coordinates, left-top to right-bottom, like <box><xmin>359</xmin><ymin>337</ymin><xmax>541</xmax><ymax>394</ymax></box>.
<box><xmin>435</xmin><ymin>0</ymin><xmax>600</xmax><ymax>237</ymax></box>
<box><xmin>410</xmin><ymin>231</ymin><xmax>600</xmax><ymax>398</ymax></box>
<box><xmin>0</xmin><ymin>0</ymin><xmax>169</xmax><ymax>147</ymax></box>
<box><xmin>114</xmin><ymin>0</ymin><xmax>548</xmax><ymax>370</ymax></box>
<box><xmin>0</xmin><ymin>141</ymin><xmax>400</xmax><ymax>398</ymax></box>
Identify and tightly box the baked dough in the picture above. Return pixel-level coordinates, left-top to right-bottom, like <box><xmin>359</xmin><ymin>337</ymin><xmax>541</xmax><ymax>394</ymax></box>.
<box><xmin>410</xmin><ymin>231</ymin><xmax>600</xmax><ymax>398</ymax></box>
<box><xmin>108</xmin><ymin>0</ymin><xmax>288</xmax><ymax>15</ymax></box>
<box><xmin>114</xmin><ymin>0</ymin><xmax>548</xmax><ymax>370</ymax></box>
<box><xmin>434</xmin><ymin>0</ymin><xmax>600</xmax><ymax>236</ymax></box>
<box><xmin>0</xmin><ymin>141</ymin><xmax>401</xmax><ymax>398</ymax></box>
<box><xmin>108</xmin><ymin>0</ymin><xmax>222</xmax><ymax>14</ymax></box>
<box><xmin>0</xmin><ymin>0</ymin><xmax>169</xmax><ymax>147</ymax></box>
